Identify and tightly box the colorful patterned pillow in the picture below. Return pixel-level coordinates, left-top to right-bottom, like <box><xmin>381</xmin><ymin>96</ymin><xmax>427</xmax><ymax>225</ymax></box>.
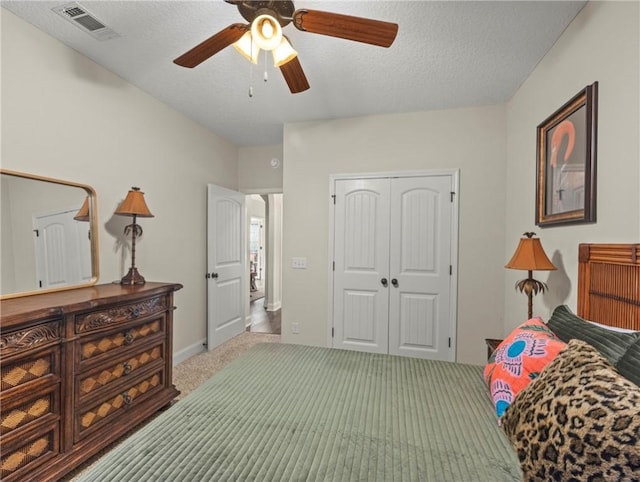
<box><xmin>483</xmin><ymin>318</ymin><xmax>566</xmax><ymax>418</ymax></box>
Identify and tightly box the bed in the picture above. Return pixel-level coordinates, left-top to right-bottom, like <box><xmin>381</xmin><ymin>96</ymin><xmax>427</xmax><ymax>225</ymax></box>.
<box><xmin>76</xmin><ymin>243</ymin><xmax>640</xmax><ymax>482</ymax></box>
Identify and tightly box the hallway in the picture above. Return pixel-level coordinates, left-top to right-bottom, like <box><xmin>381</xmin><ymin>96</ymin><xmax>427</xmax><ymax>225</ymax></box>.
<box><xmin>249</xmin><ymin>296</ymin><xmax>281</xmax><ymax>334</ymax></box>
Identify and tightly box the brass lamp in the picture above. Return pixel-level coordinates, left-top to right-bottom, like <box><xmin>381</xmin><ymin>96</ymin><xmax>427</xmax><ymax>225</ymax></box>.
<box><xmin>114</xmin><ymin>187</ymin><xmax>154</xmax><ymax>285</ymax></box>
<box><xmin>505</xmin><ymin>232</ymin><xmax>556</xmax><ymax>319</ymax></box>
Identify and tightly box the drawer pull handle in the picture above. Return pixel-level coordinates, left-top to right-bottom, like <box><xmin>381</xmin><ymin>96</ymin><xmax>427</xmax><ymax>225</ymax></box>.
<box><xmin>124</xmin><ymin>331</ymin><xmax>134</xmax><ymax>345</ymax></box>
<box><xmin>122</xmin><ymin>392</ymin><xmax>132</xmax><ymax>405</ymax></box>
<box><xmin>131</xmin><ymin>307</ymin><xmax>141</xmax><ymax>318</ymax></box>
<box><xmin>123</xmin><ymin>362</ymin><xmax>132</xmax><ymax>375</ymax></box>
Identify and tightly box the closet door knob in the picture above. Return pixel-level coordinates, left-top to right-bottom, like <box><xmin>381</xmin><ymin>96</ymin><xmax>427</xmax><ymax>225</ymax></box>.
<box><xmin>391</xmin><ymin>278</ymin><xmax>398</xmax><ymax>287</ymax></box>
<box><xmin>381</xmin><ymin>278</ymin><xmax>388</xmax><ymax>287</ymax></box>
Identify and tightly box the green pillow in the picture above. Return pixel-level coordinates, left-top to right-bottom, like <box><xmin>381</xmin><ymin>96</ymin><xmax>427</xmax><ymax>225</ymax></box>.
<box><xmin>616</xmin><ymin>339</ymin><xmax>640</xmax><ymax>386</ymax></box>
<box><xmin>546</xmin><ymin>305</ymin><xmax>640</xmax><ymax>365</ymax></box>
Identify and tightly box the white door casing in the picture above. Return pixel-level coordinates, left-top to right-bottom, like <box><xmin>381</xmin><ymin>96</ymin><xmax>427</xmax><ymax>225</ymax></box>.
<box><xmin>330</xmin><ymin>171</ymin><xmax>458</xmax><ymax>362</ymax></box>
<box><xmin>207</xmin><ymin>184</ymin><xmax>246</xmax><ymax>350</ymax></box>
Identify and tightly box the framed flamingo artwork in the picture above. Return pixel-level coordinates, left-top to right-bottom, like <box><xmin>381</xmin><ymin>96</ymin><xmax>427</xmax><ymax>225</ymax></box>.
<box><xmin>536</xmin><ymin>82</ymin><xmax>598</xmax><ymax>227</ymax></box>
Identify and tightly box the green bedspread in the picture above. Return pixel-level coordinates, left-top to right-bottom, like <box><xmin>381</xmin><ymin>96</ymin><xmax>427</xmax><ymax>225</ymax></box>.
<box><xmin>78</xmin><ymin>344</ymin><xmax>521</xmax><ymax>481</ymax></box>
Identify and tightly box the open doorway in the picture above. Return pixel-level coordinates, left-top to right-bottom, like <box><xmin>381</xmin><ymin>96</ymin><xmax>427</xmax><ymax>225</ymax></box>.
<box><xmin>249</xmin><ymin>216</ymin><xmax>265</xmax><ymax>298</ymax></box>
<box><xmin>246</xmin><ymin>194</ymin><xmax>282</xmax><ymax>334</ymax></box>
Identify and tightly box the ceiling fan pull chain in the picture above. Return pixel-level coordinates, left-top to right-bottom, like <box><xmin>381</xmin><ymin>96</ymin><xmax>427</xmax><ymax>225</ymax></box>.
<box><xmin>248</xmin><ymin>50</ymin><xmax>254</xmax><ymax>98</ymax></box>
<box><xmin>263</xmin><ymin>50</ymin><xmax>268</xmax><ymax>82</ymax></box>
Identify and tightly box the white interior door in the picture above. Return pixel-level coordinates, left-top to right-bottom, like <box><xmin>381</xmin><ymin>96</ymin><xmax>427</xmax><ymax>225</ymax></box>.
<box><xmin>332</xmin><ymin>173</ymin><xmax>457</xmax><ymax>361</ymax></box>
<box><xmin>207</xmin><ymin>184</ymin><xmax>246</xmax><ymax>350</ymax></box>
<box><xmin>34</xmin><ymin>208</ymin><xmax>90</xmax><ymax>289</ymax></box>
<box><xmin>388</xmin><ymin>175</ymin><xmax>453</xmax><ymax>360</ymax></box>
<box><xmin>332</xmin><ymin>178</ymin><xmax>390</xmax><ymax>354</ymax></box>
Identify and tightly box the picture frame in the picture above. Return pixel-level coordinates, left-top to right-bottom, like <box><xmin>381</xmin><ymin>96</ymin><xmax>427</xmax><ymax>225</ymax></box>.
<box><xmin>536</xmin><ymin>82</ymin><xmax>598</xmax><ymax>227</ymax></box>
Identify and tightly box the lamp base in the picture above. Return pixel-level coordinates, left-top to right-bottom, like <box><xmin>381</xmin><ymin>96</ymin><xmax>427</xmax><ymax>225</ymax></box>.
<box><xmin>120</xmin><ymin>267</ymin><xmax>146</xmax><ymax>285</ymax></box>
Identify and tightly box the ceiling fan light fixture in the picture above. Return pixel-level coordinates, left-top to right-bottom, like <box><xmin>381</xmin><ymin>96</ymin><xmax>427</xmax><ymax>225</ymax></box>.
<box><xmin>272</xmin><ymin>36</ymin><xmax>297</xmax><ymax>67</ymax></box>
<box><xmin>233</xmin><ymin>31</ymin><xmax>260</xmax><ymax>64</ymax></box>
<box><xmin>251</xmin><ymin>14</ymin><xmax>282</xmax><ymax>51</ymax></box>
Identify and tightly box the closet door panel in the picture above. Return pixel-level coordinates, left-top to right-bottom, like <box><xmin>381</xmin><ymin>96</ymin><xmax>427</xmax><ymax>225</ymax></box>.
<box><xmin>333</xmin><ymin>179</ymin><xmax>390</xmax><ymax>353</ymax></box>
<box><xmin>388</xmin><ymin>176</ymin><xmax>452</xmax><ymax>360</ymax></box>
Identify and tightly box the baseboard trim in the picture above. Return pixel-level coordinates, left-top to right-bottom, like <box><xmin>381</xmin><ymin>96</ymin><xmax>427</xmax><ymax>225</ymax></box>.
<box><xmin>173</xmin><ymin>338</ymin><xmax>206</xmax><ymax>366</ymax></box>
<box><xmin>266</xmin><ymin>301</ymin><xmax>281</xmax><ymax>312</ymax></box>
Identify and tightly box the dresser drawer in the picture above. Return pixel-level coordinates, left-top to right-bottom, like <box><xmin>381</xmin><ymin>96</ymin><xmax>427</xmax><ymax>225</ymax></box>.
<box><xmin>76</xmin><ymin>317</ymin><xmax>165</xmax><ymax>368</ymax></box>
<box><xmin>1</xmin><ymin>385</ymin><xmax>59</xmax><ymax>436</ymax></box>
<box><xmin>0</xmin><ymin>321</ymin><xmax>61</xmax><ymax>359</ymax></box>
<box><xmin>0</xmin><ymin>421</ymin><xmax>60</xmax><ymax>482</ymax></box>
<box><xmin>1</xmin><ymin>347</ymin><xmax>60</xmax><ymax>393</ymax></box>
<box><xmin>77</xmin><ymin>343</ymin><xmax>165</xmax><ymax>403</ymax></box>
<box><xmin>74</xmin><ymin>295</ymin><xmax>169</xmax><ymax>334</ymax></box>
<box><xmin>75</xmin><ymin>369</ymin><xmax>165</xmax><ymax>442</ymax></box>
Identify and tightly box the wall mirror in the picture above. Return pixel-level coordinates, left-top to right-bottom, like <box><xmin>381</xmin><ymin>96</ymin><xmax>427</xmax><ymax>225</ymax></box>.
<box><xmin>1</xmin><ymin>169</ymin><xmax>99</xmax><ymax>299</ymax></box>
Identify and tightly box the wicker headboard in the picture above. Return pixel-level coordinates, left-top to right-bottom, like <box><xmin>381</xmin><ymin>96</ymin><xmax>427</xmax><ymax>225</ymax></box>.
<box><xmin>578</xmin><ymin>243</ymin><xmax>640</xmax><ymax>330</ymax></box>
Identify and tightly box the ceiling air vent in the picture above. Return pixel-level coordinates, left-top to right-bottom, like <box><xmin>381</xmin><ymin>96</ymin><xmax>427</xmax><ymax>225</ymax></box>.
<box><xmin>52</xmin><ymin>2</ymin><xmax>120</xmax><ymax>41</ymax></box>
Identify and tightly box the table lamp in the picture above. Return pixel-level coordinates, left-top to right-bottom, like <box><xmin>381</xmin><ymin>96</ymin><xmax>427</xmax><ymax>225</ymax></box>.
<box><xmin>505</xmin><ymin>232</ymin><xmax>556</xmax><ymax>319</ymax></box>
<box><xmin>114</xmin><ymin>187</ymin><xmax>154</xmax><ymax>285</ymax></box>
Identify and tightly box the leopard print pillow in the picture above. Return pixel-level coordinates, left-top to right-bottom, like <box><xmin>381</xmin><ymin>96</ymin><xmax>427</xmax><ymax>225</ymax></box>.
<box><xmin>501</xmin><ymin>339</ymin><xmax>640</xmax><ymax>481</ymax></box>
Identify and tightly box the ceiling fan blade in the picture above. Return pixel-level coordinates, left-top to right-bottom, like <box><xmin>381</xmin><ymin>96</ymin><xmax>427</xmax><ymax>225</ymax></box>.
<box><xmin>279</xmin><ymin>57</ymin><xmax>310</xmax><ymax>94</ymax></box>
<box><xmin>293</xmin><ymin>9</ymin><xmax>398</xmax><ymax>48</ymax></box>
<box><xmin>174</xmin><ymin>24</ymin><xmax>248</xmax><ymax>68</ymax></box>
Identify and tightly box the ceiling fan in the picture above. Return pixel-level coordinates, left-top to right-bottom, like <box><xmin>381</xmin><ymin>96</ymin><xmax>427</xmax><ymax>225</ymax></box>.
<box><xmin>173</xmin><ymin>0</ymin><xmax>399</xmax><ymax>94</ymax></box>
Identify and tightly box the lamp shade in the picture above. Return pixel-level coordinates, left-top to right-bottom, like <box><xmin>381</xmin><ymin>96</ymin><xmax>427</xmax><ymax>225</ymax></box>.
<box><xmin>505</xmin><ymin>233</ymin><xmax>556</xmax><ymax>271</ymax></box>
<box><xmin>272</xmin><ymin>35</ymin><xmax>297</xmax><ymax>67</ymax></box>
<box><xmin>233</xmin><ymin>31</ymin><xmax>260</xmax><ymax>64</ymax></box>
<box><xmin>250</xmin><ymin>14</ymin><xmax>282</xmax><ymax>51</ymax></box>
<box><xmin>74</xmin><ymin>196</ymin><xmax>90</xmax><ymax>221</ymax></box>
<box><xmin>114</xmin><ymin>187</ymin><xmax>154</xmax><ymax>218</ymax></box>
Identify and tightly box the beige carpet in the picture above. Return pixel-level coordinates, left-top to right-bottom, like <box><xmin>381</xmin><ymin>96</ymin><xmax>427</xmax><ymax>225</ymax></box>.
<box><xmin>173</xmin><ymin>331</ymin><xmax>279</xmax><ymax>399</ymax></box>
<box><xmin>63</xmin><ymin>331</ymin><xmax>280</xmax><ymax>481</ymax></box>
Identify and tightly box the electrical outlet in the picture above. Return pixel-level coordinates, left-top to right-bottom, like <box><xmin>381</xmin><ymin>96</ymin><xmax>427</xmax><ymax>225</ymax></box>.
<box><xmin>292</xmin><ymin>257</ymin><xmax>307</xmax><ymax>269</ymax></box>
<box><xmin>292</xmin><ymin>322</ymin><xmax>300</xmax><ymax>334</ymax></box>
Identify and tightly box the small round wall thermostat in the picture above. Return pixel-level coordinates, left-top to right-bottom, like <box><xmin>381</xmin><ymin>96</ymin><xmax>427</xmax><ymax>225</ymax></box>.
<box><xmin>270</xmin><ymin>158</ymin><xmax>280</xmax><ymax>168</ymax></box>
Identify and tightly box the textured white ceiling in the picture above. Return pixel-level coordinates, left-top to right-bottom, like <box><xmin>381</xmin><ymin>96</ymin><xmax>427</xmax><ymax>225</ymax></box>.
<box><xmin>3</xmin><ymin>1</ymin><xmax>586</xmax><ymax>147</ymax></box>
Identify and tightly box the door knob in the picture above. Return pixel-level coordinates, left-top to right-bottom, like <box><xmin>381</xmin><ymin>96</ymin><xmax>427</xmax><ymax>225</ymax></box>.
<box><xmin>391</xmin><ymin>278</ymin><xmax>398</xmax><ymax>287</ymax></box>
<box><xmin>381</xmin><ymin>278</ymin><xmax>388</xmax><ymax>287</ymax></box>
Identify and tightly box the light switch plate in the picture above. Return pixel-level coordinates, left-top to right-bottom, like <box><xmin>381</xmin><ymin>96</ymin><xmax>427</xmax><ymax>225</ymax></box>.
<box><xmin>292</xmin><ymin>257</ymin><xmax>307</xmax><ymax>269</ymax></box>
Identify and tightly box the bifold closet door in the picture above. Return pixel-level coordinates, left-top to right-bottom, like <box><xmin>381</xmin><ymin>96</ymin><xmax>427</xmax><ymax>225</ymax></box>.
<box><xmin>332</xmin><ymin>175</ymin><xmax>453</xmax><ymax>361</ymax></box>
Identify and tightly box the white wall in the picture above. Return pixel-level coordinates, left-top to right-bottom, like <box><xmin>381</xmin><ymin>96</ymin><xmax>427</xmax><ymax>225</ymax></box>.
<box><xmin>238</xmin><ymin>145</ymin><xmax>283</xmax><ymax>193</ymax></box>
<box><xmin>504</xmin><ymin>1</ymin><xmax>640</xmax><ymax>331</ymax></box>
<box><xmin>1</xmin><ymin>10</ymin><xmax>238</xmax><ymax>357</ymax></box>
<box><xmin>282</xmin><ymin>107</ymin><xmax>507</xmax><ymax>364</ymax></box>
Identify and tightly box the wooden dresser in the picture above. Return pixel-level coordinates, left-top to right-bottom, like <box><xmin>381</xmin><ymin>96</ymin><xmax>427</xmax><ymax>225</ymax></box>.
<box><xmin>0</xmin><ymin>282</ymin><xmax>182</xmax><ymax>481</ymax></box>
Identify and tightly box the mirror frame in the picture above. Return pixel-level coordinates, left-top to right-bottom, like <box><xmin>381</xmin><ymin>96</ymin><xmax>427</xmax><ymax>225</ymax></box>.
<box><xmin>0</xmin><ymin>169</ymin><xmax>100</xmax><ymax>299</ymax></box>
